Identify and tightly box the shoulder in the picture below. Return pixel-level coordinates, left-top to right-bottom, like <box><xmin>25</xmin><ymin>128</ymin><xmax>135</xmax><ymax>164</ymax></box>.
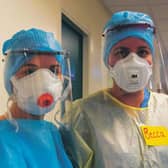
<box><xmin>151</xmin><ymin>91</ymin><xmax>168</xmax><ymax>99</ymax></box>
<box><xmin>72</xmin><ymin>90</ymin><xmax>105</xmax><ymax>115</ymax></box>
<box><xmin>150</xmin><ymin>91</ymin><xmax>168</xmax><ymax>104</ymax></box>
<box><xmin>70</xmin><ymin>90</ymin><xmax>107</xmax><ymax>123</ymax></box>
<box><xmin>73</xmin><ymin>90</ymin><xmax>106</xmax><ymax>107</ymax></box>
<box><xmin>0</xmin><ymin>114</ymin><xmax>6</xmax><ymax>120</ymax></box>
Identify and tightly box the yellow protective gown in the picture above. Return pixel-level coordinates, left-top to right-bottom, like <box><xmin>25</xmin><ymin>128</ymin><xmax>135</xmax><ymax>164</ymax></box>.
<box><xmin>60</xmin><ymin>89</ymin><xmax>168</xmax><ymax>168</ymax></box>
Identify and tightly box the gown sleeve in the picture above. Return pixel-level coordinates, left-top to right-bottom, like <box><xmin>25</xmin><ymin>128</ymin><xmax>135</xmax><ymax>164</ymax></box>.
<box><xmin>60</xmin><ymin>99</ymin><xmax>93</xmax><ymax>168</ymax></box>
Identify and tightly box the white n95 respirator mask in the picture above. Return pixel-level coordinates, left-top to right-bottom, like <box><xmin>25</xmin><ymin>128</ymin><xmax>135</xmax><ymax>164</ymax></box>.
<box><xmin>109</xmin><ymin>52</ymin><xmax>152</xmax><ymax>92</ymax></box>
<box><xmin>11</xmin><ymin>69</ymin><xmax>63</xmax><ymax>115</ymax></box>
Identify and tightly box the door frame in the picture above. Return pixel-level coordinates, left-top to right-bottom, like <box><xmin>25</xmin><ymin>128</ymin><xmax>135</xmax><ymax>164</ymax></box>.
<box><xmin>61</xmin><ymin>12</ymin><xmax>89</xmax><ymax>97</ymax></box>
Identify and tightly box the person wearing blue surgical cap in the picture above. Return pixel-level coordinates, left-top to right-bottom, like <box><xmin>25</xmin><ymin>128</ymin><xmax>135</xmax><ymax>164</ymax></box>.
<box><xmin>0</xmin><ymin>28</ymin><xmax>73</xmax><ymax>168</ymax></box>
<box><xmin>60</xmin><ymin>11</ymin><xmax>168</xmax><ymax>168</ymax></box>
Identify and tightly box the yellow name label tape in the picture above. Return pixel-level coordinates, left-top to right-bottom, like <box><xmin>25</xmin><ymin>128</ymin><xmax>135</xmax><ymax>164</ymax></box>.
<box><xmin>140</xmin><ymin>126</ymin><xmax>168</xmax><ymax>146</ymax></box>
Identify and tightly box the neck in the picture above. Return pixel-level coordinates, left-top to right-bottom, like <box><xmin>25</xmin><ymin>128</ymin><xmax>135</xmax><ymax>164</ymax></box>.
<box><xmin>110</xmin><ymin>84</ymin><xmax>145</xmax><ymax>107</ymax></box>
<box><xmin>6</xmin><ymin>102</ymin><xmax>44</xmax><ymax>120</ymax></box>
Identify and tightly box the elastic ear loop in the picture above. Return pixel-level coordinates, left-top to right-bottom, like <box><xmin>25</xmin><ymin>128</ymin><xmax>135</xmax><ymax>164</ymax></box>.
<box><xmin>6</xmin><ymin>96</ymin><xmax>19</xmax><ymax>132</ymax></box>
<box><xmin>54</xmin><ymin>52</ymin><xmax>73</xmax><ymax>127</ymax></box>
<box><xmin>53</xmin><ymin>76</ymin><xmax>72</xmax><ymax>128</ymax></box>
<box><xmin>5</xmin><ymin>50</ymin><xmax>30</xmax><ymax>132</ymax></box>
<box><xmin>54</xmin><ymin>77</ymin><xmax>72</xmax><ymax>128</ymax></box>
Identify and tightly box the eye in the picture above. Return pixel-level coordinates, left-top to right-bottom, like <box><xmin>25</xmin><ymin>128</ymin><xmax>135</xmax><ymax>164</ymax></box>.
<box><xmin>114</xmin><ymin>48</ymin><xmax>130</xmax><ymax>58</ymax></box>
<box><xmin>15</xmin><ymin>66</ymin><xmax>38</xmax><ymax>79</ymax></box>
<box><xmin>137</xmin><ymin>49</ymin><xmax>150</xmax><ymax>58</ymax></box>
<box><xmin>49</xmin><ymin>65</ymin><xmax>62</xmax><ymax>76</ymax></box>
<box><xmin>25</xmin><ymin>68</ymin><xmax>37</xmax><ymax>75</ymax></box>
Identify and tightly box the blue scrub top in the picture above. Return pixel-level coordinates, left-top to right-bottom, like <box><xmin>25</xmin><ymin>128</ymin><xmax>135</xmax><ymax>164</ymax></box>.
<box><xmin>0</xmin><ymin>119</ymin><xmax>72</xmax><ymax>168</ymax></box>
<box><xmin>140</xmin><ymin>88</ymin><xmax>150</xmax><ymax>107</ymax></box>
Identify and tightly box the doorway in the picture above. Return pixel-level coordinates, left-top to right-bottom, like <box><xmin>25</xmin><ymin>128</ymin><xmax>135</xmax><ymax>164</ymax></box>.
<box><xmin>62</xmin><ymin>14</ymin><xmax>84</xmax><ymax>100</ymax></box>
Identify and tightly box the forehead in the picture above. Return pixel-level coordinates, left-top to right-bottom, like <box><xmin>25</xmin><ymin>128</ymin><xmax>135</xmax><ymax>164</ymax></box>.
<box><xmin>26</xmin><ymin>54</ymin><xmax>58</xmax><ymax>65</ymax></box>
<box><xmin>112</xmin><ymin>37</ymin><xmax>150</xmax><ymax>50</ymax></box>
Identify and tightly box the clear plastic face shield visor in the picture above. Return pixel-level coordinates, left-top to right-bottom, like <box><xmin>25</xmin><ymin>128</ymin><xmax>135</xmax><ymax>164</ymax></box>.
<box><xmin>2</xmin><ymin>49</ymin><xmax>72</xmax><ymax>130</ymax></box>
<box><xmin>102</xmin><ymin>23</ymin><xmax>168</xmax><ymax>94</ymax></box>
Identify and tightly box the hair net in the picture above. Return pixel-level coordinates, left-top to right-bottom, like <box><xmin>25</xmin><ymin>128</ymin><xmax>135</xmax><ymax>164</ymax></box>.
<box><xmin>103</xmin><ymin>11</ymin><xmax>155</xmax><ymax>67</ymax></box>
<box><xmin>2</xmin><ymin>28</ymin><xmax>65</xmax><ymax>95</ymax></box>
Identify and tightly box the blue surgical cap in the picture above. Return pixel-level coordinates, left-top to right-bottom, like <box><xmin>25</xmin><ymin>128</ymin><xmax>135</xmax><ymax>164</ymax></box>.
<box><xmin>103</xmin><ymin>11</ymin><xmax>155</xmax><ymax>67</ymax></box>
<box><xmin>2</xmin><ymin>28</ymin><xmax>64</xmax><ymax>95</ymax></box>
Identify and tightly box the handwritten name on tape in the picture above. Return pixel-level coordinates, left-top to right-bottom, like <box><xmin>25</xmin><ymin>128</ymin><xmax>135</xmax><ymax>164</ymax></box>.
<box><xmin>140</xmin><ymin>126</ymin><xmax>168</xmax><ymax>146</ymax></box>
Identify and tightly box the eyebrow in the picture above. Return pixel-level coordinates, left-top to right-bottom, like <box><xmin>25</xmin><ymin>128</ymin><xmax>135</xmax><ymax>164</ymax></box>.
<box><xmin>114</xmin><ymin>46</ymin><xmax>130</xmax><ymax>50</ymax></box>
<box><xmin>113</xmin><ymin>46</ymin><xmax>150</xmax><ymax>52</ymax></box>
<box><xmin>113</xmin><ymin>47</ymin><xmax>130</xmax><ymax>53</ymax></box>
<box><xmin>22</xmin><ymin>63</ymin><xmax>38</xmax><ymax>68</ymax></box>
<box><xmin>21</xmin><ymin>63</ymin><xmax>61</xmax><ymax>69</ymax></box>
<box><xmin>137</xmin><ymin>46</ymin><xmax>150</xmax><ymax>50</ymax></box>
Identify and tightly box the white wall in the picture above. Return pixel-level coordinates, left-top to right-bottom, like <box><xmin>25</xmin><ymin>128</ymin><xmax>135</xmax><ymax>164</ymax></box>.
<box><xmin>0</xmin><ymin>0</ymin><xmax>110</xmax><ymax>113</ymax></box>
